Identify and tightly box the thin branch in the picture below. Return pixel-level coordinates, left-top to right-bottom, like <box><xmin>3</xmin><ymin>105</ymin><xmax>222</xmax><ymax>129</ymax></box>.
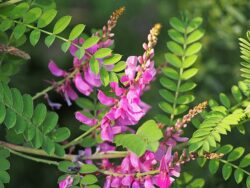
<box><xmin>63</xmin><ymin>123</ymin><xmax>101</xmax><ymax>149</ymax></box>
<box><xmin>9</xmin><ymin>149</ymin><xmax>59</xmax><ymax>166</ymax></box>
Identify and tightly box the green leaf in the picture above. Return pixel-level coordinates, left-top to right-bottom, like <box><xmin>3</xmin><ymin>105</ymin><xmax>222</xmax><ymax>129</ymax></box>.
<box><xmin>42</xmin><ymin>138</ymin><xmax>55</xmax><ymax>155</ymax></box>
<box><xmin>185</xmin><ymin>42</ymin><xmax>202</xmax><ymax>56</ymax></box>
<box><xmin>177</xmin><ymin>95</ymin><xmax>195</xmax><ymax>104</ymax></box>
<box><xmin>32</xmin><ymin>103</ymin><xmax>47</xmax><ymax>126</ymax></box>
<box><xmin>58</xmin><ymin>161</ymin><xmax>75</xmax><ymax>172</ymax></box>
<box><xmin>187</xmin><ymin>178</ymin><xmax>205</xmax><ymax>188</ymax></box>
<box><xmin>41</xmin><ymin>112</ymin><xmax>58</xmax><ymax>134</ymax></box>
<box><xmin>247</xmin><ymin>176</ymin><xmax>250</xmax><ymax>188</ymax></box>
<box><xmin>23</xmin><ymin>7</ymin><xmax>42</xmax><ymax>24</ymax></box>
<box><xmin>81</xmin><ymin>175</ymin><xmax>97</xmax><ymax>185</ymax></box>
<box><xmin>82</xmin><ymin>36</ymin><xmax>100</xmax><ymax>49</ymax></box>
<box><xmin>15</xmin><ymin>116</ymin><xmax>26</xmax><ymax>134</ymax></box>
<box><xmin>37</xmin><ymin>9</ymin><xmax>57</xmax><ymax>28</ymax></box>
<box><xmin>30</xmin><ymin>30</ymin><xmax>41</xmax><ymax>46</ymax></box>
<box><xmin>165</xmin><ymin>53</ymin><xmax>182</xmax><ymax>68</ymax></box>
<box><xmin>61</xmin><ymin>42</ymin><xmax>71</xmax><ymax>53</ymax></box>
<box><xmin>137</xmin><ymin>120</ymin><xmax>163</xmax><ymax>142</ymax></box>
<box><xmin>219</xmin><ymin>93</ymin><xmax>231</xmax><ymax>108</ymax></box>
<box><xmin>22</xmin><ymin>94</ymin><xmax>33</xmax><ymax>118</ymax></box>
<box><xmin>179</xmin><ymin>82</ymin><xmax>196</xmax><ymax>92</ymax></box>
<box><xmin>9</xmin><ymin>2</ymin><xmax>30</xmax><ymax>19</ymax></box>
<box><xmin>160</xmin><ymin>77</ymin><xmax>177</xmax><ymax>91</ymax></box>
<box><xmin>0</xmin><ymin>19</ymin><xmax>13</xmax><ymax>32</ymax></box>
<box><xmin>104</xmin><ymin>54</ymin><xmax>122</xmax><ymax>65</ymax></box>
<box><xmin>94</xmin><ymin>48</ymin><xmax>112</xmax><ymax>58</ymax></box>
<box><xmin>45</xmin><ymin>35</ymin><xmax>56</xmax><ymax>47</ymax></box>
<box><xmin>0</xmin><ymin>159</ymin><xmax>10</xmax><ymax>171</ymax></box>
<box><xmin>159</xmin><ymin>101</ymin><xmax>173</xmax><ymax>114</ymax></box>
<box><xmin>217</xmin><ymin>145</ymin><xmax>233</xmax><ymax>155</ymax></box>
<box><xmin>168</xmin><ymin>29</ymin><xmax>184</xmax><ymax>44</ymax></box>
<box><xmin>4</xmin><ymin>109</ymin><xmax>16</xmax><ymax>129</ymax></box>
<box><xmin>0</xmin><ymin>104</ymin><xmax>6</xmax><ymax>124</ymax></box>
<box><xmin>32</xmin><ymin>128</ymin><xmax>43</xmax><ymax>148</ymax></box>
<box><xmin>231</xmin><ymin>85</ymin><xmax>243</xmax><ymax>103</ymax></box>
<box><xmin>90</xmin><ymin>57</ymin><xmax>99</xmax><ymax>75</ymax></box>
<box><xmin>0</xmin><ymin>149</ymin><xmax>10</xmax><ymax>158</ymax></box>
<box><xmin>222</xmin><ymin>164</ymin><xmax>232</xmax><ymax>180</ymax></box>
<box><xmin>52</xmin><ymin>127</ymin><xmax>70</xmax><ymax>142</ymax></box>
<box><xmin>186</xmin><ymin>29</ymin><xmax>204</xmax><ymax>44</ymax></box>
<box><xmin>187</xmin><ymin>17</ymin><xmax>203</xmax><ymax>33</ymax></box>
<box><xmin>75</xmin><ymin>48</ymin><xmax>85</xmax><ymax>60</ymax></box>
<box><xmin>234</xmin><ymin>169</ymin><xmax>244</xmax><ymax>184</ymax></box>
<box><xmin>209</xmin><ymin>160</ymin><xmax>219</xmax><ymax>175</ymax></box>
<box><xmin>183</xmin><ymin>55</ymin><xmax>198</xmax><ymax>68</ymax></box>
<box><xmin>181</xmin><ymin>68</ymin><xmax>198</xmax><ymax>80</ymax></box>
<box><xmin>162</xmin><ymin>67</ymin><xmax>179</xmax><ymax>80</ymax></box>
<box><xmin>113</xmin><ymin>61</ymin><xmax>126</xmax><ymax>72</ymax></box>
<box><xmin>167</xmin><ymin>41</ymin><xmax>183</xmax><ymax>55</ymax></box>
<box><xmin>80</xmin><ymin>164</ymin><xmax>98</xmax><ymax>173</ymax></box>
<box><xmin>239</xmin><ymin>154</ymin><xmax>250</xmax><ymax>168</ymax></box>
<box><xmin>100</xmin><ymin>68</ymin><xmax>109</xmax><ymax>86</ymax></box>
<box><xmin>12</xmin><ymin>88</ymin><xmax>23</xmax><ymax>112</ymax></box>
<box><xmin>170</xmin><ymin>17</ymin><xmax>185</xmax><ymax>33</ymax></box>
<box><xmin>114</xmin><ymin>134</ymin><xmax>147</xmax><ymax>156</ymax></box>
<box><xmin>227</xmin><ymin>147</ymin><xmax>245</xmax><ymax>162</ymax></box>
<box><xmin>0</xmin><ymin>170</ymin><xmax>10</xmax><ymax>183</ymax></box>
<box><xmin>13</xmin><ymin>24</ymin><xmax>26</xmax><ymax>39</ymax></box>
<box><xmin>69</xmin><ymin>24</ymin><xmax>85</xmax><ymax>40</ymax></box>
<box><xmin>53</xmin><ymin>16</ymin><xmax>72</xmax><ymax>34</ymax></box>
<box><xmin>159</xmin><ymin>89</ymin><xmax>175</xmax><ymax>103</ymax></box>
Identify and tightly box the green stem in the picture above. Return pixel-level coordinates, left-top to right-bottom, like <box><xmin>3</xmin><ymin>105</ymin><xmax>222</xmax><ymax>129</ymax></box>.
<box><xmin>32</xmin><ymin>68</ymin><xmax>78</xmax><ymax>100</ymax></box>
<box><xmin>229</xmin><ymin>96</ymin><xmax>250</xmax><ymax>112</ymax></box>
<box><xmin>170</xmin><ymin>28</ymin><xmax>188</xmax><ymax>123</ymax></box>
<box><xmin>0</xmin><ymin>0</ymin><xmax>23</xmax><ymax>7</ymax></box>
<box><xmin>63</xmin><ymin>123</ymin><xmax>101</xmax><ymax>149</ymax></box>
<box><xmin>99</xmin><ymin>169</ymin><xmax>159</xmax><ymax>177</ymax></box>
<box><xmin>219</xmin><ymin>159</ymin><xmax>250</xmax><ymax>176</ymax></box>
<box><xmin>8</xmin><ymin>148</ymin><xmax>59</xmax><ymax>166</ymax></box>
<box><xmin>0</xmin><ymin>140</ymin><xmax>128</xmax><ymax>161</ymax></box>
<box><xmin>0</xmin><ymin>140</ymin><xmax>73</xmax><ymax>160</ymax></box>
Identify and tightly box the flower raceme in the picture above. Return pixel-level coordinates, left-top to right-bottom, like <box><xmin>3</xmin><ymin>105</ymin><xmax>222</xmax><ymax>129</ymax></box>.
<box><xmin>47</xmin><ymin>7</ymin><xmax>125</xmax><ymax>107</ymax></box>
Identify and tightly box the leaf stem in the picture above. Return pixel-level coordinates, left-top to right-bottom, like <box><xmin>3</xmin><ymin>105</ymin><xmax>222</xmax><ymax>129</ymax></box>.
<box><xmin>63</xmin><ymin>123</ymin><xmax>101</xmax><ymax>149</ymax></box>
<box><xmin>32</xmin><ymin>68</ymin><xmax>78</xmax><ymax>100</ymax></box>
<box><xmin>8</xmin><ymin>148</ymin><xmax>59</xmax><ymax>166</ymax></box>
<box><xmin>170</xmin><ymin>28</ymin><xmax>188</xmax><ymax>123</ymax></box>
<box><xmin>219</xmin><ymin>159</ymin><xmax>250</xmax><ymax>176</ymax></box>
<box><xmin>0</xmin><ymin>140</ymin><xmax>73</xmax><ymax>160</ymax></box>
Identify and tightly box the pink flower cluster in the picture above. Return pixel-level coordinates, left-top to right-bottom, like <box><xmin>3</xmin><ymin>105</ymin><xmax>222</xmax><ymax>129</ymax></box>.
<box><xmin>102</xmin><ymin>147</ymin><xmax>180</xmax><ymax>188</ymax></box>
<box><xmin>97</xmin><ymin>44</ymin><xmax>156</xmax><ymax>141</ymax></box>
<box><xmin>47</xmin><ymin>37</ymin><xmax>113</xmax><ymax>106</ymax></box>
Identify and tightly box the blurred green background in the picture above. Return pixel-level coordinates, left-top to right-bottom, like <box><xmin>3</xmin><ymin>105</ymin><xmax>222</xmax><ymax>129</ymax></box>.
<box><xmin>2</xmin><ymin>0</ymin><xmax>250</xmax><ymax>187</ymax></box>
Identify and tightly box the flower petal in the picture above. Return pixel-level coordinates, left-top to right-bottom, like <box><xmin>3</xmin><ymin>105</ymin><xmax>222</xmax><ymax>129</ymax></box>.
<box><xmin>74</xmin><ymin>73</ymin><xmax>92</xmax><ymax>96</ymax></box>
<box><xmin>75</xmin><ymin>112</ymin><xmax>97</xmax><ymax>126</ymax></box>
<box><xmin>98</xmin><ymin>90</ymin><xmax>116</xmax><ymax>106</ymax></box>
<box><xmin>48</xmin><ymin>60</ymin><xmax>67</xmax><ymax>77</ymax></box>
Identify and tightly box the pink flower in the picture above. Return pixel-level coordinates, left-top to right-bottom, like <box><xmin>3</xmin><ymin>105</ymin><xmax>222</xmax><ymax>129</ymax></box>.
<box><xmin>75</xmin><ymin>111</ymin><xmax>98</xmax><ymax>126</ymax></box>
<box><xmin>48</xmin><ymin>60</ymin><xmax>67</xmax><ymax>77</ymax></box>
<box><xmin>125</xmin><ymin>56</ymin><xmax>138</xmax><ymax>81</ymax></box>
<box><xmin>59</xmin><ymin>176</ymin><xmax>73</xmax><ymax>188</ymax></box>
<box><xmin>98</xmin><ymin>90</ymin><xmax>116</xmax><ymax>106</ymax></box>
<box><xmin>157</xmin><ymin>146</ymin><xmax>180</xmax><ymax>188</ymax></box>
<box><xmin>74</xmin><ymin>73</ymin><xmax>93</xmax><ymax>96</ymax></box>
